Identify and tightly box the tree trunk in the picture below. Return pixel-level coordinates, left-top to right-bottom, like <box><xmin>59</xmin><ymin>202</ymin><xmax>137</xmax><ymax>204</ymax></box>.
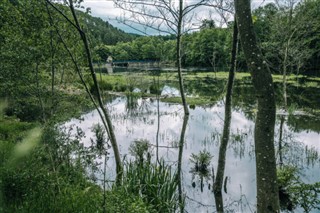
<box><xmin>213</xmin><ymin>18</ymin><xmax>238</xmax><ymax>213</ymax></box>
<box><xmin>278</xmin><ymin>116</ymin><xmax>285</xmax><ymax>168</ymax></box>
<box><xmin>176</xmin><ymin>114</ymin><xmax>189</xmax><ymax>213</ymax></box>
<box><xmin>67</xmin><ymin>0</ymin><xmax>123</xmax><ymax>185</ymax></box>
<box><xmin>177</xmin><ymin>0</ymin><xmax>189</xmax><ymax>116</ymax></box>
<box><xmin>234</xmin><ymin>0</ymin><xmax>280</xmax><ymax>212</ymax></box>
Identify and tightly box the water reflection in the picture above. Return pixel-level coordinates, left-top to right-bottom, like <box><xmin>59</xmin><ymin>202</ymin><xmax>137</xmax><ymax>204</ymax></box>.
<box><xmin>176</xmin><ymin>115</ymin><xmax>189</xmax><ymax>212</ymax></box>
<box><xmin>64</xmin><ymin>94</ymin><xmax>320</xmax><ymax>212</ymax></box>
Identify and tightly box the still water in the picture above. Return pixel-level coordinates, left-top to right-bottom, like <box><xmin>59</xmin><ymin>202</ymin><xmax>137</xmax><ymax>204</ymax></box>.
<box><xmin>64</xmin><ymin>86</ymin><xmax>319</xmax><ymax>212</ymax></box>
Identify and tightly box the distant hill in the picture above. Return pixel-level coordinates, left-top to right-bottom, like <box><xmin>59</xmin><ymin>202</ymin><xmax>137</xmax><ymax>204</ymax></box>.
<box><xmin>80</xmin><ymin>12</ymin><xmax>139</xmax><ymax>45</ymax></box>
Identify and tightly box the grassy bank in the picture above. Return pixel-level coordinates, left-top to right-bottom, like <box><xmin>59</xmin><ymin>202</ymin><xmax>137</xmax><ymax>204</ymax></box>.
<box><xmin>0</xmin><ymin>91</ymin><xmax>157</xmax><ymax>212</ymax></box>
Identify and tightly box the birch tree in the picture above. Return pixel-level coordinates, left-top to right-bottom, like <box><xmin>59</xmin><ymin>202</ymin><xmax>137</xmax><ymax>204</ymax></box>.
<box><xmin>234</xmin><ymin>0</ymin><xmax>280</xmax><ymax>211</ymax></box>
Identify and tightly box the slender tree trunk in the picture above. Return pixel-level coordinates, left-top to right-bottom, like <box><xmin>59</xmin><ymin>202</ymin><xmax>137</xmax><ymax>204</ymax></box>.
<box><xmin>234</xmin><ymin>0</ymin><xmax>280</xmax><ymax>212</ymax></box>
<box><xmin>282</xmin><ymin>43</ymin><xmax>288</xmax><ymax>109</ymax></box>
<box><xmin>176</xmin><ymin>114</ymin><xmax>189</xmax><ymax>213</ymax></box>
<box><xmin>282</xmin><ymin>6</ymin><xmax>294</xmax><ymax>110</ymax></box>
<box><xmin>177</xmin><ymin>0</ymin><xmax>189</xmax><ymax>115</ymax></box>
<box><xmin>213</xmin><ymin>18</ymin><xmax>238</xmax><ymax>213</ymax></box>
<box><xmin>278</xmin><ymin>116</ymin><xmax>285</xmax><ymax>168</ymax></box>
<box><xmin>67</xmin><ymin>0</ymin><xmax>123</xmax><ymax>185</ymax></box>
<box><xmin>156</xmin><ymin>75</ymin><xmax>160</xmax><ymax>165</ymax></box>
<box><xmin>46</xmin><ymin>0</ymin><xmax>123</xmax><ymax>184</ymax></box>
<box><xmin>103</xmin><ymin>150</ymin><xmax>107</xmax><ymax>213</ymax></box>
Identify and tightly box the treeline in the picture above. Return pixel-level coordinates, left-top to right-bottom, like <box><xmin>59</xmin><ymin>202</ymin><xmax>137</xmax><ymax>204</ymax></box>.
<box><xmin>94</xmin><ymin>29</ymin><xmax>231</xmax><ymax>70</ymax></box>
<box><xmin>95</xmin><ymin>0</ymin><xmax>320</xmax><ymax>75</ymax></box>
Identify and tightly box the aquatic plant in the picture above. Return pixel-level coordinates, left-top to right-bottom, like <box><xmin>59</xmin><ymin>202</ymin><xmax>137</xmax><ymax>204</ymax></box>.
<box><xmin>190</xmin><ymin>150</ymin><xmax>213</xmax><ymax>174</ymax></box>
<box><xmin>122</xmin><ymin>160</ymin><xmax>178</xmax><ymax>212</ymax></box>
<box><xmin>129</xmin><ymin>139</ymin><xmax>152</xmax><ymax>165</ymax></box>
<box><xmin>91</xmin><ymin>123</ymin><xmax>109</xmax><ymax>155</ymax></box>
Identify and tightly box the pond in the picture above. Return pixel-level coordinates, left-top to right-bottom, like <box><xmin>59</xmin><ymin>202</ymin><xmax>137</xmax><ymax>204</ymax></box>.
<box><xmin>64</xmin><ymin>82</ymin><xmax>320</xmax><ymax>212</ymax></box>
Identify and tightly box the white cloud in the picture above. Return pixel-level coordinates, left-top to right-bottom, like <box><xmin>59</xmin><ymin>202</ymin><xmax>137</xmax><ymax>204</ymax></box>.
<box><xmin>82</xmin><ymin>0</ymin><xmax>121</xmax><ymax>20</ymax></box>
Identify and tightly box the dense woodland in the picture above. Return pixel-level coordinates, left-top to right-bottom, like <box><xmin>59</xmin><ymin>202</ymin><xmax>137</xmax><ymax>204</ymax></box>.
<box><xmin>0</xmin><ymin>0</ymin><xmax>319</xmax><ymax>212</ymax></box>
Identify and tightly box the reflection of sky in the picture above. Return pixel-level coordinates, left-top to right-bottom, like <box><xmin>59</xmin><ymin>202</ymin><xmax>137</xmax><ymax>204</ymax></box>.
<box><xmin>64</xmin><ymin>95</ymin><xmax>320</xmax><ymax>212</ymax></box>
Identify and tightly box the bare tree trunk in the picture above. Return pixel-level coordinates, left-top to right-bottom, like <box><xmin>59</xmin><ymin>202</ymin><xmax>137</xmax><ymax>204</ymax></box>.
<box><xmin>213</xmin><ymin>18</ymin><xmax>238</xmax><ymax>213</ymax></box>
<box><xmin>282</xmin><ymin>43</ymin><xmax>288</xmax><ymax>109</ymax></box>
<box><xmin>282</xmin><ymin>4</ymin><xmax>294</xmax><ymax>110</ymax></box>
<box><xmin>176</xmin><ymin>114</ymin><xmax>189</xmax><ymax>213</ymax></box>
<box><xmin>234</xmin><ymin>0</ymin><xmax>280</xmax><ymax>212</ymax></box>
<box><xmin>155</xmin><ymin>75</ymin><xmax>161</xmax><ymax>165</ymax></box>
<box><xmin>278</xmin><ymin>115</ymin><xmax>285</xmax><ymax>168</ymax></box>
<box><xmin>67</xmin><ymin>0</ymin><xmax>123</xmax><ymax>185</ymax></box>
<box><xmin>177</xmin><ymin>0</ymin><xmax>189</xmax><ymax>116</ymax></box>
<box><xmin>46</xmin><ymin>0</ymin><xmax>123</xmax><ymax>184</ymax></box>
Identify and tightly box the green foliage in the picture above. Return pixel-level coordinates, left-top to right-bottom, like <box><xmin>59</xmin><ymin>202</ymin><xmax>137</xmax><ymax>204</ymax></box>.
<box><xmin>90</xmin><ymin>123</ymin><xmax>108</xmax><ymax>154</ymax></box>
<box><xmin>277</xmin><ymin>166</ymin><xmax>320</xmax><ymax>212</ymax></box>
<box><xmin>129</xmin><ymin>139</ymin><xmax>152</xmax><ymax>164</ymax></box>
<box><xmin>0</xmin><ymin>116</ymin><xmax>155</xmax><ymax>213</ymax></box>
<box><xmin>190</xmin><ymin>150</ymin><xmax>213</xmax><ymax>175</ymax></box>
<box><xmin>150</xmin><ymin>84</ymin><xmax>162</xmax><ymax>95</ymax></box>
<box><xmin>121</xmin><ymin>161</ymin><xmax>178</xmax><ymax>213</ymax></box>
<box><xmin>105</xmin><ymin>188</ymin><xmax>152</xmax><ymax>213</ymax></box>
<box><xmin>0</xmin><ymin>98</ymin><xmax>8</xmax><ymax>118</ymax></box>
<box><xmin>0</xmin><ymin>123</ymin><xmax>102</xmax><ymax>212</ymax></box>
<box><xmin>0</xmin><ymin>119</ymin><xmax>35</xmax><ymax>142</ymax></box>
<box><xmin>253</xmin><ymin>0</ymin><xmax>320</xmax><ymax>75</ymax></box>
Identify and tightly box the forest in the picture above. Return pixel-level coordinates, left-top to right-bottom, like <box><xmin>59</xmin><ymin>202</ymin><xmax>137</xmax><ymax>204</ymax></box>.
<box><xmin>0</xmin><ymin>0</ymin><xmax>319</xmax><ymax>212</ymax></box>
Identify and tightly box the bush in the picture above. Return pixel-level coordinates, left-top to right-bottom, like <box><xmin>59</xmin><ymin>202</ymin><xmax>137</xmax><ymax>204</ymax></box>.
<box><xmin>277</xmin><ymin>166</ymin><xmax>320</xmax><ymax>212</ymax></box>
<box><xmin>105</xmin><ymin>189</ymin><xmax>152</xmax><ymax>213</ymax></box>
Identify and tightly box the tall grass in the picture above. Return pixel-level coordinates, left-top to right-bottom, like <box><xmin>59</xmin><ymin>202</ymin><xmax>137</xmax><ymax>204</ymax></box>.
<box><xmin>122</xmin><ymin>161</ymin><xmax>179</xmax><ymax>213</ymax></box>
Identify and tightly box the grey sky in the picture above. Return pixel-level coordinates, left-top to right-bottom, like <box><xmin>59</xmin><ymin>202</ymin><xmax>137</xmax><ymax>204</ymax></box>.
<box><xmin>81</xmin><ymin>0</ymin><xmax>134</xmax><ymax>33</ymax></box>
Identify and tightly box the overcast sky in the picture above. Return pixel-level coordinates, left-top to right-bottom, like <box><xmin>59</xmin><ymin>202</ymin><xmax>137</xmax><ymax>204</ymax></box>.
<box><xmin>80</xmin><ymin>0</ymin><xmax>273</xmax><ymax>35</ymax></box>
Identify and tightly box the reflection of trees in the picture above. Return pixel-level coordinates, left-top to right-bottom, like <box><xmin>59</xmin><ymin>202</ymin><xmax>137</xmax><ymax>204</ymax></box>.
<box><xmin>287</xmin><ymin>114</ymin><xmax>320</xmax><ymax>133</ymax></box>
<box><xmin>176</xmin><ymin>115</ymin><xmax>189</xmax><ymax>213</ymax></box>
<box><xmin>189</xmin><ymin>150</ymin><xmax>213</xmax><ymax>193</ymax></box>
<box><xmin>125</xmin><ymin>93</ymin><xmax>152</xmax><ymax>119</ymax></box>
<box><xmin>276</xmin><ymin>115</ymin><xmax>320</xmax><ymax>167</ymax></box>
<box><xmin>276</xmin><ymin>114</ymin><xmax>320</xmax><ymax>212</ymax></box>
<box><xmin>184</xmin><ymin>77</ymin><xmax>225</xmax><ymax>103</ymax></box>
<box><xmin>213</xmin><ymin>17</ymin><xmax>238</xmax><ymax>213</ymax></box>
<box><xmin>125</xmin><ymin>93</ymin><xmax>139</xmax><ymax>115</ymax></box>
<box><xmin>278</xmin><ymin>115</ymin><xmax>285</xmax><ymax>167</ymax></box>
<box><xmin>231</xmin><ymin>84</ymin><xmax>257</xmax><ymax>121</ymax></box>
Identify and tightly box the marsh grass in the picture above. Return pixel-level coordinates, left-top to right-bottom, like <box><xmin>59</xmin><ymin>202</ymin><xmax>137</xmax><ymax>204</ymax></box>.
<box><xmin>122</xmin><ymin>161</ymin><xmax>179</xmax><ymax>213</ymax></box>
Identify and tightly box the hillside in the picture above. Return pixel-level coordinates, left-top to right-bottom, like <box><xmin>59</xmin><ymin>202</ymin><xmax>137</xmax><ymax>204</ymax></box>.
<box><xmin>80</xmin><ymin>12</ymin><xmax>139</xmax><ymax>45</ymax></box>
